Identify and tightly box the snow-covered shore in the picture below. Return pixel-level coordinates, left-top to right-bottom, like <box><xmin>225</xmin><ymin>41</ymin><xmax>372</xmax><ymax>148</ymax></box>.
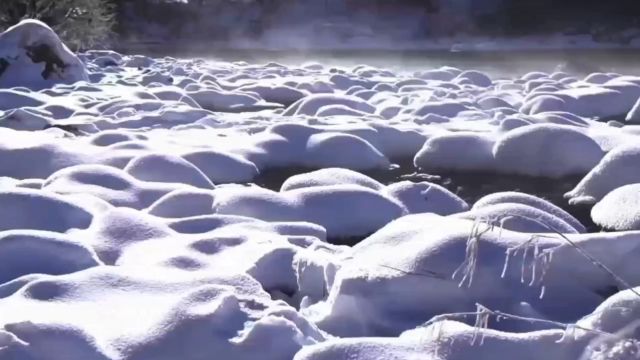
<box><xmin>1</xmin><ymin>19</ymin><xmax>640</xmax><ymax>360</ymax></box>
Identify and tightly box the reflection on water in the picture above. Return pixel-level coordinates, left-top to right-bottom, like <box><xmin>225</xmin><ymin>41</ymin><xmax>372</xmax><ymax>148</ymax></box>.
<box><xmin>116</xmin><ymin>45</ymin><xmax>640</xmax><ymax>77</ymax></box>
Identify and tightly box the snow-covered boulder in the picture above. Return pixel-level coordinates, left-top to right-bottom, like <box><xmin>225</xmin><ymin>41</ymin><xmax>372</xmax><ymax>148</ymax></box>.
<box><xmin>473</xmin><ymin>192</ymin><xmax>585</xmax><ymax>233</ymax></box>
<box><xmin>297</xmin><ymin>286</ymin><xmax>640</xmax><ymax>360</ymax></box>
<box><xmin>146</xmin><ymin>188</ymin><xmax>216</xmax><ymax>218</ymax></box>
<box><xmin>591</xmin><ymin>183</ymin><xmax>640</xmax><ymax>230</ymax></box>
<box><xmin>0</xmin><ymin>188</ymin><xmax>93</xmax><ymax>233</ymax></box>
<box><xmin>211</xmin><ymin>185</ymin><xmax>405</xmax><ymax>239</ymax></box>
<box><xmin>0</xmin><ymin>267</ymin><xmax>326</xmax><ymax>360</ymax></box>
<box><xmin>0</xmin><ymin>19</ymin><xmax>88</xmax><ymax>89</ymax></box>
<box><xmin>283</xmin><ymin>94</ymin><xmax>375</xmax><ymax>117</ymax></box>
<box><xmin>0</xmin><ymin>230</ymin><xmax>100</xmax><ymax>283</ymax></box>
<box><xmin>454</xmin><ymin>203</ymin><xmax>580</xmax><ymax>234</ymax></box>
<box><xmin>383</xmin><ymin>181</ymin><xmax>468</xmax><ymax>215</ymax></box>
<box><xmin>306</xmin><ymin>214</ymin><xmax>640</xmax><ymax>337</ymax></box>
<box><xmin>124</xmin><ymin>153</ymin><xmax>215</xmax><ymax>189</ymax></box>
<box><xmin>304</xmin><ymin>132</ymin><xmax>390</xmax><ymax>170</ymax></box>
<box><xmin>411</xmin><ymin>100</ymin><xmax>471</xmax><ymax>118</ymax></box>
<box><xmin>522</xmin><ymin>86</ymin><xmax>638</xmax><ymax>119</ymax></box>
<box><xmin>565</xmin><ymin>144</ymin><xmax>640</xmax><ymax>205</ymax></box>
<box><xmin>181</xmin><ymin>150</ymin><xmax>259</xmax><ymax>184</ymax></box>
<box><xmin>454</xmin><ymin>70</ymin><xmax>493</xmax><ymax>87</ymax></box>
<box><xmin>43</xmin><ymin>165</ymin><xmax>190</xmax><ymax>210</ymax></box>
<box><xmin>281</xmin><ymin>168</ymin><xmax>384</xmax><ymax>192</ymax></box>
<box><xmin>414</xmin><ymin>132</ymin><xmax>496</xmax><ymax>172</ymax></box>
<box><xmin>492</xmin><ymin>124</ymin><xmax>604</xmax><ymax>178</ymax></box>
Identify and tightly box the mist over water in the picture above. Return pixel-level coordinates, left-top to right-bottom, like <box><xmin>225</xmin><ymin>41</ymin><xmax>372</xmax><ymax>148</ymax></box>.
<box><xmin>110</xmin><ymin>0</ymin><xmax>640</xmax><ymax>79</ymax></box>
<box><xmin>120</xmin><ymin>44</ymin><xmax>640</xmax><ymax>78</ymax></box>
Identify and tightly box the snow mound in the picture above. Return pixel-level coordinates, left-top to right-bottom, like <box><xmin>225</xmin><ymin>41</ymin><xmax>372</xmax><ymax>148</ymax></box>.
<box><xmin>281</xmin><ymin>168</ymin><xmax>384</xmax><ymax>192</ymax></box>
<box><xmin>0</xmin><ymin>129</ymin><xmax>90</xmax><ymax>179</ymax></box>
<box><xmin>212</xmin><ymin>185</ymin><xmax>405</xmax><ymax>239</ymax></box>
<box><xmin>0</xmin><ymin>19</ymin><xmax>88</xmax><ymax>89</ymax></box>
<box><xmin>297</xmin><ymin>285</ymin><xmax>640</xmax><ymax>360</ymax></box>
<box><xmin>0</xmin><ymin>189</ymin><xmax>93</xmax><ymax>233</ymax></box>
<box><xmin>591</xmin><ymin>183</ymin><xmax>640</xmax><ymax>230</ymax></box>
<box><xmin>304</xmin><ymin>132</ymin><xmax>390</xmax><ymax>170</ymax></box>
<box><xmin>238</xmin><ymin>84</ymin><xmax>307</xmax><ymax>106</ymax></box>
<box><xmin>0</xmin><ymin>230</ymin><xmax>100</xmax><ymax>283</ymax></box>
<box><xmin>415</xmin><ymin>68</ymin><xmax>457</xmax><ymax>81</ymax></box>
<box><xmin>411</xmin><ymin>101</ymin><xmax>471</xmax><ymax>118</ymax></box>
<box><xmin>82</xmin><ymin>207</ymin><xmax>174</xmax><ymax>264</ymax></box>
<box><xmin>383</xmin><ymin>181</ymin><xmax>469</xmax><ymax>215</ymax></box>
<box><xmin>181</xmin><ymin>150</ymin><xmax>259</xmax><ymax>184</ymax></box>
<box><xmin>0</xmin><ymin>267</ymin><xmax>326</xmax><ymax>360</ymax></box>
<box><xmin>146</xmin><ymin>188</ymin><xmax>215</xmax><ymax>218</ymax></box>
<box><xmin>124</xmin><ymin>153</ymin><xmax>215</xmax><ymax>189</ymax></box>
<box><xmin>295</xmin><ymin>321</ymin><xmax>577</xmax><ymax>360</ymax></box>
<box><xmin>89</xmin><ymin>130</ymin><xmax>143</xmax><ymax>147</ymax></box>
<box><xmin>522</xmin><ymin>86</ymin><xmax>638</xmax><ymax>119</ymax></box>
<box><xmin>415</xmin><ymin>125</ymin><xmax>604</xmax><ymax>178</ymax></box>
<box><xmin>43</xmin><ymin>165</ymin><xmax>188</xmax><ymax>209</ymax></box>
<box><xmin>239</xmin><ymin>123</ymin><xmax>393</xmax><ymax>171</ymax></box>
<box><xmin>454</xmin><ymin>203</ymin><xmax>580</xmax><ymax>234</ymax></box>
<box><xmin>474</xmin><ymin>192</ymin><xmax>585</xmax><ymax>233</ymax></box>
<box><xmin>284</xmin><ymin>94</ymin><xmax>375</xmax><ymax>117</ymax></box>
<box><xmin>492</xmin><ymin>124</ymin><xmax>604</xmax><ymax>178</ymax></box>
<box><xmin>414</xmin><ymin>132</ymin><xmax>496</xmax><ymax>172</ymax></box>
<box><xmin>188</xmin><ymin>88</ymin><xmax>271</xmax><ymax>112</ymax></box>
<box><xmin>565</xmin><ymin>144</ymin><xmax>640</xmax><ymax>205</ymax></box>
<box><xmin>0</xmin><ymin>90</ymin><xmax>47</xmax><ymax>111</ymax></box>
<box><xmin>306</xmin><ymin>214</ymin><xmax>640</xmax><ymax>337</ymax></box>
<box><xmin>454</xmin><ymin>70</ymin><xmax>493</xmax><ymax>87</ymax></box>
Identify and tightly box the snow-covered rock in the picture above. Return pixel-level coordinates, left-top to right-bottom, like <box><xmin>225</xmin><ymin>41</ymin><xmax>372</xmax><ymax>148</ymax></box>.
<box><xmin>297</xmin><ymin>286</ymin><xmax>640</xmax><ymax>360</ymax></box>
<box><xmin>124</xmin><ymin>153</ymin><xmax>215</xmax><ymax>189</ymax></box>
<box><xmin>565</xmin><ymin>144</ymin><xmax>640</xmax><ymax>205</ymax></box>
<box><xmin>281</xmin><ymin>168</ymin><xmax>384</xmax><ymax>192</ymax></box>
<box><xmin>454</xmin><ymin>203</ymin><xmax>580</xmax><ymax>234</ymax></box>
<box><xmin>473</xmin><ymin>192</ymin><xmax>585</xmax><ymax>233</ymax></box>
<box><xmin>591</xmin><ymin>183</ymin><xmax>640</xmax><ymax>230</ymax></box>
<box><xmin>212</xmin><ymin>185</ymin><xmax>406</xmax><ymax>239</ymax></box>
<box><xmin>492</xmin><ymin>124</ymin><xmax>604</xmax><ymax>178</ymax></box>
<box><xmin>284</xmin><ymin>94</ymin><xmax>375</xmax><ymax>117</ymax></box>
<box><xmin>522</xmin><ymin>85</ymin><xmax>639</xmax><ymax>119</ymax></box>
<box><xmin>0</xmin><ymin>267</ymin><xmax>326</xmax><ymax>360</ymax></box>
<box><xmin>0</xmin><ymin>19</ymin><xmax>88</xmax><ymax>89</ymax></box>
<box><xmin>306</xmin><ymin>214</ymin><xmax>640</xmax><ymax>337</ymax></box>
<box><xmin>383</xmin><ymin>181</ymin><xmax>468</xmax><ymax>215</ymax></box>
<box><xmin>414</xmin><ymin>132</ymin><xmax>496</xmax><ymax>172</ymax></box>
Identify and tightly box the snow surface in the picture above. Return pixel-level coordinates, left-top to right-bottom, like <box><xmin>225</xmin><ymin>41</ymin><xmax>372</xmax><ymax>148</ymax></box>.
<box><xmin>0</xmin><ymin>20</ymin><xmax>640</xmax><ymax>360</ymax></box>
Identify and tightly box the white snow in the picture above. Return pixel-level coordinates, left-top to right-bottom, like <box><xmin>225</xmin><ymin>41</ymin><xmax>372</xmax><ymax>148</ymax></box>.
<box><xmin>383</xmin><ymin>181</ymin><xmax>469</xmax><ymax>216</ymax></box>
<box><xmin>2</xmin><ymin>21</ymin><xmax>640</xmax><ymax>360</ymax></box>
<box><xmin>473</xmin><ymin>192</ymin><xmax>586</xmax><ymax>233</ymax></box>
<box><xmin>565</xmin><ymin>144</ymin><xmax>640</xmax><ymax>205</ymax></box>
<box><xmin>281</xmin><ymin>168</ymin><xmax>384</xmax><ymax>192</ymax></box>
<box><xmin>296</xmin><ymin>285</ymin><xmax>640</xmax><ymax>360</ymax></box>
<box><xmin>591</xmin><ymin>183</ymin><xmax>640</xmax><ymax>230</ymax></box>
<box><xmin>305</xmin><ymin>214</ymin><xmax>640</xmax><ymax>337</ymax></box>
<box><xmin>492</xmin><ymin>124</ymin><xmax>605</xmax><ymax>178</ymax></box>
